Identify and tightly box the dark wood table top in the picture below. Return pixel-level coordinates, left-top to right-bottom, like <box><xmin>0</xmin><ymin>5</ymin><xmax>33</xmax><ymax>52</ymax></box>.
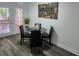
<box><xmin>24</xmin><ymin>27</ymin><xmax>47</xmax><ymax>34</ymax></box>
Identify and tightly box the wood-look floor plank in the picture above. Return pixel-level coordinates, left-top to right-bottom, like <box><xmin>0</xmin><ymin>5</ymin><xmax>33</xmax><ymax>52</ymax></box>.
<box><xmin>0</xmin><ymin>34</ymin><xmax>77</xmax><ymax>56</ymax></box>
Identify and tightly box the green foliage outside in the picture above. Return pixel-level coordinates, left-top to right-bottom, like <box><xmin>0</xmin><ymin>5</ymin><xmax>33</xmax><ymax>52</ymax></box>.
<box><xmin>0</xmin><ymin>8</ymin><xmax>6</xmax><ymax>16</ymax></box>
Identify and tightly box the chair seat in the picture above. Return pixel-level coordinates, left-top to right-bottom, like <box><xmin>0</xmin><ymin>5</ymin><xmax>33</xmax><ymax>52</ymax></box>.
<box><xmin>23</xmin><ymin>32</ymin><xmax>31</xmax><ymax>38</ymax></box>
<box><xmin>42</xmin><ymin>32</ymin><xmax>49</xmax><ymax>38</ymax></box>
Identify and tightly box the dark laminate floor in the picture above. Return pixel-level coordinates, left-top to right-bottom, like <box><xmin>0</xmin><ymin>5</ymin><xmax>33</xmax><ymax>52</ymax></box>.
<box><xmin>0</xmin><ymin>34</ymin><xmax>77</xmax><ymax>56</ymax></box>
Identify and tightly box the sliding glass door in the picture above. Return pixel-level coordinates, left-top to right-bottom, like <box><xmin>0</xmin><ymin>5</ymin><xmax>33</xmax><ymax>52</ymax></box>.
<box><xmin>0</xmin><ymin>7</ymin><xmax>23</xmax><ymax>34</ymax></box>
<box><xmin>15</xmin><ymin>8</ymin><xmax>23</xmax><ymax>32</ymax></box>
<box><xmin>0</xmin><ymin>7</ymin><xmax>10</xmax><ymax>34</ymax></box>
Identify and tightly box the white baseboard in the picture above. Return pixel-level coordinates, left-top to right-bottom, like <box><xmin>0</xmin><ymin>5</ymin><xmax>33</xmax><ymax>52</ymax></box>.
<box><xmin>53</xmin><ymin>43</ymin><xmax>79</xmax><ymax>55</ymax></box>
<box><xmin>0</xmin><ymin>32</ymin><xmax>19</xmax><ymax>38</ymax></box>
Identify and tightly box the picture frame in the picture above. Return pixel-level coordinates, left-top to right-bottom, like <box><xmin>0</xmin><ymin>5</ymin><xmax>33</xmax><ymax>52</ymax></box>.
<box><xmin>38</xmin><ymin>2</ymin><xmax>58</xmax><ymax>19</ymax></box>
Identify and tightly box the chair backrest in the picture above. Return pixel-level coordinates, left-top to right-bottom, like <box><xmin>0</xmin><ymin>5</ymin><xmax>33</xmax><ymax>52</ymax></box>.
<box><xmin>30</xmin><ymin>30</ymin><xmax>42</xmax><ymax>47</ymax></box>
<box><xmin>49</xmin><ymin>26</ymin><xmax>53</xmax><ymax>38</ymax></box>
<box><xmin>19</xmin><ymin>25</ymin><xmax>24</xmax><ymax>36</ymax></box>
<box><xmin>34</xmin><ymin>23</ymin><xmax>41</xmax><ymax>30</ymax></box>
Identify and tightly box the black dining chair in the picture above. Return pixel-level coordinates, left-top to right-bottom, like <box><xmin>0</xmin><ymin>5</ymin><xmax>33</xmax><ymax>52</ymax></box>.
<box><xmin>30</xmin><ymin>30</ymin><xmax>42</xmax><ymax>53</ymax></box>
<box><xmin>19</xmin><ymin>25</ymin><xmax>31</xmax><ymax>45</ymax></box>
<box><xmin>42</xmin><ymin>26</ymin><xmax>53</xmax><ymax>45</ymax></box>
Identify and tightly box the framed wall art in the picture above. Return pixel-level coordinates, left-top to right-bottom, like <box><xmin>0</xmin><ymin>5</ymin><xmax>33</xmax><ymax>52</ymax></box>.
<box><xmin>38</xmin><ymin>2</ymin><xmax>58</xmax><ymax>19</ymax></box>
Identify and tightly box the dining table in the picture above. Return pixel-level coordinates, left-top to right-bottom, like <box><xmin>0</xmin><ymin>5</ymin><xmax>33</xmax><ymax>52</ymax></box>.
<box><xmin>24</xmin><ymin>27</ymin><xmax>47</xmax><ymax>35</ymax></box>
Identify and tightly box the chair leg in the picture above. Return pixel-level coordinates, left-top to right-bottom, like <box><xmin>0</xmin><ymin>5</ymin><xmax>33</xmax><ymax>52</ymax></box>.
<box><xmin>31</xmin><ymin>47</ymin><xmax>32</xmax><ymax>53</ymax></box>
<box><xmin>20</xmin><ymin>38</ymin><xmax>22</xmax><ymax>45</ymax></box>
<box><xmin>30</xmin><ymin>41</ymin><xmax>32</xmax><ymax>53</ymax></box>
<box><xmin>23</xmin><ymin>38</ymin><xmax>24</xmax><ymax>43</ymax></box>
<box><xmin>49</xmin><ymin>38</ymin><xmax>52</xmax><ymax>45</ymax></box>
<box><xmin>39</xmin><ymin>47</ymin><xmax>40</xmax><ymax>54</ymax></box>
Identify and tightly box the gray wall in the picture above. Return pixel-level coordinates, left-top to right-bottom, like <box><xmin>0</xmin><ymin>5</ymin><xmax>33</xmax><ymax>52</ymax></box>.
<box><xmin>25</xmin><ymin>2</ymin><xmax>79</xmax><ymax>55</ymax></box>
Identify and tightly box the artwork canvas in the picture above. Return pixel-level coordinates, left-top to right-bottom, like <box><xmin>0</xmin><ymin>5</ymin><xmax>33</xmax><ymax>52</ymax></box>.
<box><xmin>38</xmin><ymin>2</ymin><xmax>58</xmax><ymax>19</ymax></box>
